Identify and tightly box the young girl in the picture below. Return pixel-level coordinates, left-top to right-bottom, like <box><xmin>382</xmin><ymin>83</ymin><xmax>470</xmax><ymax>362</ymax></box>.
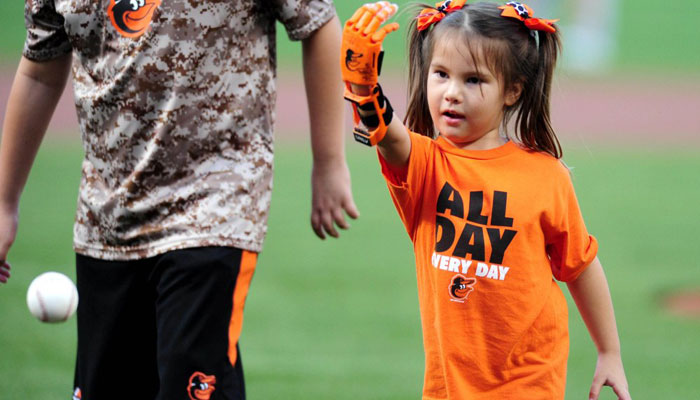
<box><xmin>340</xmin><ymin>1</ymin><xmax>631</xmax><ymax>399</ymax></box>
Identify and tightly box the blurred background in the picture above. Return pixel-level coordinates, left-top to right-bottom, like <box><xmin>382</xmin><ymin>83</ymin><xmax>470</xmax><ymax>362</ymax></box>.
<box><xmin>0</xmin><ymin>1</ymin><xmax>698</xmax><ymax>399</ymax></box>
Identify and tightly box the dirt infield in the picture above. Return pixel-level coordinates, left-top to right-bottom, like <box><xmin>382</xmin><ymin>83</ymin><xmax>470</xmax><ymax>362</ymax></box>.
<box><xmin>1</xmin><ymin>68</ymin><xmax>699</xmax><ymax>144</ymax></box>
<box><xmin>277</xmin><ymin>72</ymin><xmax>700</xmax><ymax>146</ymax></box>
<box><xmin>663</xmin><ymin>290</ymin><xmax>700</xmax><ymax>319</ymax></box>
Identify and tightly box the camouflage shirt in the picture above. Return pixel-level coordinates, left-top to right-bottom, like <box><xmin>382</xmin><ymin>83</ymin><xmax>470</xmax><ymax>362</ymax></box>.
<box><xmin>23</xmin><ymin>0</ymin><xmax>335</xmax><ymax>260</ymax></box>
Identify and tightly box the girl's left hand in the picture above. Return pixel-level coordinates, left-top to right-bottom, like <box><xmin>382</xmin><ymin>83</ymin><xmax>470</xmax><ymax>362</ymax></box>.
<box><xmin>589</xmin><ymin>352</ymin><xmax>631</xmax><ymax>400</ymax></box>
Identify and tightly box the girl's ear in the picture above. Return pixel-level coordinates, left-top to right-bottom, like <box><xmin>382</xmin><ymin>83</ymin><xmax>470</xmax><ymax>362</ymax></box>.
<box><xmin>504</xmin><ymin>82</ymin><xmax>523</xmax><ymax>107</ymax></box>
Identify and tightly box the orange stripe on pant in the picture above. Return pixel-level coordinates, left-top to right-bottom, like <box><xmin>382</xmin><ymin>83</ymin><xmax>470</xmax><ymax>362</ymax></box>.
<box><xmin>228</xmin><ymin>250</ymin><xmax>258</xmax><ymax>365</ymax></box>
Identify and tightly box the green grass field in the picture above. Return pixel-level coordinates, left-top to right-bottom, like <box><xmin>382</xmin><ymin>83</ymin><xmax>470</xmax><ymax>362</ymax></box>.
<box><xmin>1</xmin><ymin>0</ymin><xmax>699</xmax><ymax>398</ymax></box>
<box><xmin>0</xmin><ymin>140</ymin><xmax>698</xmax><ymax>399</ymax></box>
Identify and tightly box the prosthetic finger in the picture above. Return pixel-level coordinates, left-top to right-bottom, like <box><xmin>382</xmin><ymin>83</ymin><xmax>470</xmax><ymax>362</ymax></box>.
<box><xmin>353</xmin><ymin>2</ymin><xmax>385</xmax><ymax>32</ymax></box>
<box><xmin>355</xmin><ymin>8</ymin><xmax>376</xmax><ymax>32</ymax></box>
<box><xmin>364</xmin><ymin>3</ymin><xmax>398</xmax><ymax>36</ymax></box>
<box><xmin>347</xmin><ymin>5</ymin><xmax>367</xmax><ymax>26</ymax></box>
<box><xmin>371</xmin><ymin>22</ymin><xmax>399</xmax><ymax>43</ymax></box>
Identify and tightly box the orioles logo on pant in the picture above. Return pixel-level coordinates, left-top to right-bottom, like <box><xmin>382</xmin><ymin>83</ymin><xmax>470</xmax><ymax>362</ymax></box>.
<box><xmin>188</xmin><ymin>372</ymin><xmax>217</xmax><ymax>400</ymax></box>
<box><xmin>449</xmin><ymin>274</ymin><xmax>476</xmax><ymax>302</ymax></box>
<box><xmin>107</xmin><ymin>0</ymin><xmax>161</xmax><ymax>38</ymax></box>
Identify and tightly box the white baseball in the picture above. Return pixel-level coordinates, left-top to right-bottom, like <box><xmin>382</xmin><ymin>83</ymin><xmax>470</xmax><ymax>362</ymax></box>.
<box><xmin>26</xmin><ymin>271</ymin><xmax>79</xmax><ymax>323</ymax></box>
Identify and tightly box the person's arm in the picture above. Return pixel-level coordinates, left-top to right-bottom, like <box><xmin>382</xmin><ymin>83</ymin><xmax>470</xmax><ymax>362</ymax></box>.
<box><xmin>302</xmin><ymin>16</ymin><xmax>360</xmax><ymax>239</ymax></box>
<box><xmin>0</xmin><ymin>54</ymin><xmax>71</xmax><ymax>284</ymax></box>
<box><xmin>566</xmin><ymin>257</ymin><xmax>631</xmax><ymax>400</ymax></box>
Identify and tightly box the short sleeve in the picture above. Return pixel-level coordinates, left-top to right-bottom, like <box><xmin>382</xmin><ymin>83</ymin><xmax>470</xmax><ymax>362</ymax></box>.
<box><xmin>268</xmin><ymin>0</ymin><xmax>335</xmax><ymax>41</ymax></box>
<box><xmin>378</xmin><ymin>130</ymin><xmax>432</xmax><ymax>240</ymax></box>
<box><xmin>543</xmin><ymin>162</ymin><xmax>598</xmax><ymax>282</ymax></box>
<box><xmin>23</xmin><ymin>0</ymin><xmax>72</xmax><ymax>61</ymax></box>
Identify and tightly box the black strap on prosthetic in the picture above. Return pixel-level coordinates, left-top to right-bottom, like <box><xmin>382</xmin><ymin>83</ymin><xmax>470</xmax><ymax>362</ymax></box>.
<box><xmin>344</xmin><ymin>83</ymin><xmax>394</xmax><ymax>146</ymax></box>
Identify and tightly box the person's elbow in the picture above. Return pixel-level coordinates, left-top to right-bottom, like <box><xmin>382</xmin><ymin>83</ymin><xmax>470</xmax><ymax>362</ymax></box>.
<box><xmin>18</xmin><ymin>53</ymin><xmax>72</xmax><ymax>89</ymax></box>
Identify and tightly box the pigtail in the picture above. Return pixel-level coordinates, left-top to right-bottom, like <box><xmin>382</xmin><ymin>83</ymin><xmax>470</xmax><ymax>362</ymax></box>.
<box><xmin>405</xmin><ymin>8</ymin><xmax>437</xmax><ymax>138</ymax></box>
<box><xmin>514</xmin><ymin>29</ymin><xmax>562</xmax><ymax>158</ymax></box>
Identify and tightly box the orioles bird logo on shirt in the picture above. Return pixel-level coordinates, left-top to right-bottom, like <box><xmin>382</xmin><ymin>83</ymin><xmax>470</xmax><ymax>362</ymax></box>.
<box><xmin>107</xmin><ymin>0</ymin><xmax>161</xmax><ymax>38</ymax></box>
<box><xmin>449</xmin><ymin>274</ymin><xmax>476</xmax><ymax>302</ymax></box>
<box><xmin>188</xmin><ymin>372</ymin><xmax>216</xmax><ymax>400</ymax></box>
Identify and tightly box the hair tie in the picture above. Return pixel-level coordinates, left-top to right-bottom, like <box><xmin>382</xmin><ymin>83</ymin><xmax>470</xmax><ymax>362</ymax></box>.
<box><xmin>416</xmin><ymin>0</ymin><xmax>467</xmax><ymax>31</ymax></box>
<box><xmin>498</xmin><ymin>1</ymin><xmax>558</xmax><ymax>34</ymax></box>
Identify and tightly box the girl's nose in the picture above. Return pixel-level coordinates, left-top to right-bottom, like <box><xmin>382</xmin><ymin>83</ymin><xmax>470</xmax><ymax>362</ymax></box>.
<box><xmin>444</xmin><ymin>80</ymin><xmax>462</xmax><ymax>103</ymax></box>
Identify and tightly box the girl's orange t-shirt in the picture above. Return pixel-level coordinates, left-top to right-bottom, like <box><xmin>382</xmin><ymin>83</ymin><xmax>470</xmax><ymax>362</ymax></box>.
<box><xmin>378</xmin><ymin>131</ymin><xmax>598</xmax><ymax>400</ymax></box>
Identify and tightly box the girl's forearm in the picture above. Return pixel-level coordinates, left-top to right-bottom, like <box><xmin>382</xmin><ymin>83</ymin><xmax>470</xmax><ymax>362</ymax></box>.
<box><xmin>376</xmin><ymin>117</ymin><xmax>410</xmax><ymax>166</ymax></box>
<box><xmin>566</xmin><ymin>257</ymin><xmax>622</xmax><ymax>355</ymax></box>
<box><xmin>347</xmin><ymin>83</ymin><xmax>409</xmax><ymax>166</ymax></box>
<box><xmin>0</xmin><ymin>55</ymin><xmax>71</xmax><ymax>208</ymax></box>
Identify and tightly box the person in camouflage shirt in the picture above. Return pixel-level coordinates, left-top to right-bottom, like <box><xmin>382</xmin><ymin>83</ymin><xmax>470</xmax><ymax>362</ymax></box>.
<box><xmin>0</xmin><ymin>0</ymin><xmax>357</xmax><ymax>398</ymax></box>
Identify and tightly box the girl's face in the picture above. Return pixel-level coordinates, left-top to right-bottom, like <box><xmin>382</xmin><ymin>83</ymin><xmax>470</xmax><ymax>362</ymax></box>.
<box><xmin>427</xmin><ymin>38</ymin><xmax>518</xmax><ymax>149</ymax></box>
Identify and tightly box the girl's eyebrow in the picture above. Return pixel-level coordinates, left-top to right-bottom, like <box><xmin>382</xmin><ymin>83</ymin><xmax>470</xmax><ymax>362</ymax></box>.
<box><xmin>429</xmin><ymin>60</ymin><xmax>447</xmax><ymax>69</ymax></box>
<box><xmin>431</xmin><ymin>62</ymin><xmax>485</xmax><ymax>77</ymax></box>
<box><xmin>462</xmin><ymin>65</ymin><xmax>492</xmax><ymax>78</ymax></box>
<box><xmin>430</xmin><ymin>57</ymin><xmax>487</xmax><ymax>74</ymax></box>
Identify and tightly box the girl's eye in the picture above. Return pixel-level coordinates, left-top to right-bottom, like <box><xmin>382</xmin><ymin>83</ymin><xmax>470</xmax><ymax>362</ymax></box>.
<box><xmin>434</xmin><ymin>70</ymin><xmax>448</xmax><ymax>79</ymax></box>
<box><xmin>466</xmin><ymin>77</ymin><xmax>480</xmax><ymax>84</ymax></box>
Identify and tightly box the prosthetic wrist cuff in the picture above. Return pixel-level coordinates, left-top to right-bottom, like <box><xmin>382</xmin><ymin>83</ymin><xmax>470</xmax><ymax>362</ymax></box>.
<box><xmin>343</xmin><ymin>83</ymin><xmax>394</xmax><ymax>146</ymax></box>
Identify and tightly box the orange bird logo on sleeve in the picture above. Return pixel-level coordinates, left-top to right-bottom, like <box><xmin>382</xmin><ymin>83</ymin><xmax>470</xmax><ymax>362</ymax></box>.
<box><xmin>107</xmin><ymin>0</ymin><xmax>162</xmax><ymax>38</ymax></box>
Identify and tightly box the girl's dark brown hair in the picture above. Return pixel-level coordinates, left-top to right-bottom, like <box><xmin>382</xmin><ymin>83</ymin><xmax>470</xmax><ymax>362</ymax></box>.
<box><xmin>405</xmin><ymin>2</ymin><xmax>563</xmax><ymax>158</ymax></box>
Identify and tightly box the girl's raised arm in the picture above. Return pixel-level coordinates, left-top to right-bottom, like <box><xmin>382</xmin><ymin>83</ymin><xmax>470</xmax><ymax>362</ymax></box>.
<box><xmin>340</xmin><ymin>2</ymin><xmax>411</xmax><ymax>166</ymax></box>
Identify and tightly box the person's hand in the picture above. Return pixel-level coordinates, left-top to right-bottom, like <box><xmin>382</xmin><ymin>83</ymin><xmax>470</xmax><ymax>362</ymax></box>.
<box><xmin>340</xmin><ymin>1</ymin><xmax>399</xmax><ymax>87</ymax></box>
<box><xmin>0</xmin><ymin>206</ymin><xmax>19</xmax><ymax>284</ymax></box>
<box><xmin>589</xmin><ymin>352</ymin><xmax>631</xmax><ymax>400</ymax></box>
<box><xmin>311</xmin><ymin>159</ymin><xmax>359</xmax><ymax>239</ymax></box>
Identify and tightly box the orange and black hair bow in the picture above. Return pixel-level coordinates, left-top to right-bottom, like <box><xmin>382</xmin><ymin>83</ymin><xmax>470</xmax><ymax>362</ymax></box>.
<box><xmin>416</xmin><ymin>0</ymin><xmax>467</xmax><ymax>31</ymax></box>
<box><xmin>498</xmin><ymin>1</ymin><xmax>558</xmax><ymax>33</ymax></box>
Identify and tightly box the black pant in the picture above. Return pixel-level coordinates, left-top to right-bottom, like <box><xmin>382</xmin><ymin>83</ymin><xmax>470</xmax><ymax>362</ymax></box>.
<box><xmin>73</xmin><ymin>247</ymin><xmax>257</xmax><ymax>400</ymax></box>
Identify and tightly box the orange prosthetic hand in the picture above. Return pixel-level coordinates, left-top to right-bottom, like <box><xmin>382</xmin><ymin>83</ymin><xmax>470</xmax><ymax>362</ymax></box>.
<box><xmin>341</xmin><ymin>2</ymin><xmax>399</xmax><ymax>146</ymax></box>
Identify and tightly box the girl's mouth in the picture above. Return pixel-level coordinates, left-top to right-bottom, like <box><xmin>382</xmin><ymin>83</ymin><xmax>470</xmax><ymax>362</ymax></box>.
<box><xmin>442</xmin><ymin>110</ymin><xmax>465</xmax><ymax>125</ymax></box>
